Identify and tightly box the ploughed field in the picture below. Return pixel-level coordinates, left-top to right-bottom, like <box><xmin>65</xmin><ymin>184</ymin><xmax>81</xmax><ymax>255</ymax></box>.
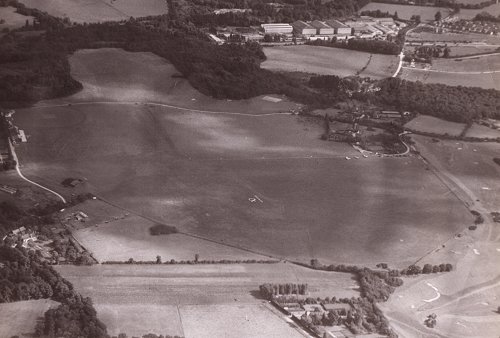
<box><xmin>261</xmin><ymin>45</ymin><xmax>399</xmax><ymax>79</ymax></box>
<box><xmin>14</xmin><ymin>48</ymin><xmax>472</xmax><ymax>267</ymax></box>
<box><xmin>56</xmin><ymin>263</ymin><xmax>355</xmax><ymax>337</ymax></box>
<box><xmin>18</xmin><ymin>0</ymin><xmax>168</xmax><ymax>23</ymax></box>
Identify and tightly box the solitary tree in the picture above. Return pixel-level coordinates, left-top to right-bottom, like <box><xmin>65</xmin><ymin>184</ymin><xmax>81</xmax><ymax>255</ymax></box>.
<box><xmin>194</xmin><ymin>253</ymin><xmax>199</xmax><ymax>263</ymax></box>
<box><xmin>156</xmin><ymin>255</ymin><xmax>162</xmax><ymax>264</ymax></box>
<box><xmin>435</xmin><ymin>11</ymin><xmax>442</xmax><ymax>22</ymax></box>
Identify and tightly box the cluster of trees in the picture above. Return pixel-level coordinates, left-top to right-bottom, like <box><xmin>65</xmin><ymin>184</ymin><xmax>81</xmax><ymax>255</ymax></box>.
<box><xmin>373</xmin><ymin>0</ymin><xmax>495</xmax><ymax>10</ymax></box>
<box><xmin>401</xmin><ymin>263</ymin><xmax>453</xmax><ymax>275</ymax></box>
<box><xmin>186</xmin><ymin>0</ymin><xmax>371</xmax><ymax>26</ymax></box>
<box><xmin>0</xmin><ymin>246</ymin><xmax>106</xmax><ymax>338</ymax></box>
<box><xmin>149</xmin><ymin>224</ymin><xmax>178</xmax><ymax>236</ymax></box>
<box><xmin>307</xmin><ymin>38</ymin><xmax>401</xmax><ymax>55</ymax></box>
<box><xmin>473</xmin><ymin>11</ymin><xmax>500</xmax><ymax>23</ymax></box>
<box><xmin>360</xmin><ymin>9</ymin><xmax>397</xmax><ymax>19</ymax></box>
<box><xmin>410</xmin><ymin>45</ymin><xmax>451</xmax><ymax>62</ymax></box>
<box><xmin>470</xmin><ymin>210</ymin><xmax>484</xmax><ymax>224</ymax></box>
<box><xmin>259</xmin><ymin>283</ymin><xmax>308</xmax><ymax>299</ymax></box>
<box><xmin>364</xmin><ymin>77</ymin><xmax>500</xmax><ymax>123</ymax></box>
<box><xmin>292</xmin><ymin>294</ymin><xmax>396</xmax><ymax>337</ymax></box>
<box><xmin>0</xmin><ymin>34</ymin><xmax>82</xmax><ymax>102</ymax></box>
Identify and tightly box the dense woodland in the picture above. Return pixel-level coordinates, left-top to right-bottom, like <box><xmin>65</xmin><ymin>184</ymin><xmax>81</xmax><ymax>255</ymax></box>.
<box><xmin>306</xmin><ymin>37</ymin><xmax>401</xmax><ymax>55</ymax></box>
<box><xmin>186</xmin><ymin>0</ymin><xmax>371</xmax><ymax>26</ymax></box>
<box><xmin>372</xmin><ymin>0</ymin><xmax>495</xmax><ymax>10</ymax></box>
<box><xmin>0</xmin><ymin>246</ymin><xmax>108</xmax><ymax>337</ymax></box>
<box><xmin>473</xmin><ymin>12</ymin><xmax>500</xmax><ymax>23</ymax></box>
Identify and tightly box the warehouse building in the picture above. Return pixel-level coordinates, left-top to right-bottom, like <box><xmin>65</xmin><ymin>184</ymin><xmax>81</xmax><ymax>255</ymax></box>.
<box><xmin>291</xmin><ymin>20</ymin><xmax>316</xmax><ymax>36</ymax></box>
<box><xmin>310</xmin><ymin>20</ymin><xmax>334</xmax><ymax>35</ymax></box>
<box><xmin>261</xmin><ymin>23</ymin><xmax>293</xmax><ymax>34</ymax></box>
<box><xmin>325</xmin><ymin>19</ymin><xmax>352</xmax><ymax>36</ymax></box>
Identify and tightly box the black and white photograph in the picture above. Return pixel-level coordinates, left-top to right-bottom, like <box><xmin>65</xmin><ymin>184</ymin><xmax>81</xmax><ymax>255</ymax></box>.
<box><xmin>1</xmin><ymin>0</ymin><xmax>500</xmax><ymax>337</ymax></box>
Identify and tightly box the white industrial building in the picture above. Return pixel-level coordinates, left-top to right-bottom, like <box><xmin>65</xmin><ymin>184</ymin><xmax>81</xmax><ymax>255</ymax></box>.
<box><xmin>261</xmin><ymin>23</ymin><xmax>293</xmax><ymax>34</ymax></box>
<box><xmin>310</xmin><ymin>20</ymin><xmax>334</xmax><ymax>35</ymax></box>
<box><xmin>291</xmin><ymin>20</ymin><xmax>316</xmax><ymax>36</ymax></box>
<box><xmin>325</xmin><ymin>19</ymin><xmax>352</xmax><ymax>36</ymax></box>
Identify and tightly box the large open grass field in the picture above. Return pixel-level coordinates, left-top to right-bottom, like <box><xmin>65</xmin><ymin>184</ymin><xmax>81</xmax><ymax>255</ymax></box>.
<box><xmin>400</xmin><ymin>54</ymin><xmax>500</xmax><ymax>89</ymax></box>
<box><xmin>180</xmin><ymin>303</ymin><xmax>306</xmax><ymax>338</ymax></box>
<box><xmin>67</xmin><ymin>199</ymin><xmax>273</xmax><ymax>263</ymax></box>
<box><xmin>405</xmin><ymin>115</ymin><xmax>466</xmax><ymax>136</ymax></box>
<box><xmin>262</xmin><ymin>45</ymin><xmax>399</xmax><ymax>79</ymax></box>
<box><xmin>0</xmin><ymin>299</ymin><xmax>59</xmax><ymax>338</ymax></box>
<box><xmin>18</xmin><ymin>0</ymin><xmax>167</xmax><ymax>23</ymax></box>
<box><xmin>360</xmin><ymin>3</ymin><xmax>451</xmax><ymax>21</ymax></box>
<box><xmin>14</xmin><ymin>48</ymin><xmax>472</xmax><ymax>267</ymax></box>
<box><xmin>56</xmin><ymin>263</ymin><xmax>356</xmax><ymax>337</ymax></box>
<box><xmin>412</xmin><ymin>135</ymin><xmax>500</xmax><ymax>211</ymax></box>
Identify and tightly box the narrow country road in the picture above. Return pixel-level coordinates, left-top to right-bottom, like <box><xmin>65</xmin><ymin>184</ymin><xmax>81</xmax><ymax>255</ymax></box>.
<box><xmin>7</xmin><ymin>138</ymin><xmax>67</xmax><ymax>204</ymax></box>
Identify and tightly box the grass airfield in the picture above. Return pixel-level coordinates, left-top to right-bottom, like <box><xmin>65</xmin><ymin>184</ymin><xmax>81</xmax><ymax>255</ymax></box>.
<box><xmin>13</xmin><ymin>48</ymin><xmax>473</xmax><ymax>268</ymax></box>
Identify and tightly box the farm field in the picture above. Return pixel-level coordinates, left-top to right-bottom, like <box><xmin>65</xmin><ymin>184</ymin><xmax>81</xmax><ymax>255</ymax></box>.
<box><xmin>412</xmin><ymin>135</ymin><xmax>500</xmax><ymax>211</ymax></box>
<box><xmin>68</xmin><ymin>200</ymin><xmax>272</xmax><ymax>263</ymax></box>
<box><xmin>400</xmin><ymin>67</ymin><xmax>500</xmax><ymax>89</ymax></box>
<box><xmin>18</xmin><ymin>0</ymin><xmax>167</xmax><ymax>23</ymax></box>
<box><xmin>405</xmin><ymin>115</ymin><xmax>466</xmax><ymax>136</ymax></box>
<box><xmin>456</xmin><ymin>3</ymin><xmax>500</xmax><ymax>19</ymax></box>
<box><xmin>360</xmin><ymin>53</ymin><xmax>401</xmax><ymax>78</ymax></box>
<box><xmin>262</xmin><ymin>45</ymin><xmax>398</xmax><ymax>79</ymax></box>
<box><xmin>465</xmin><ymin>123</ymin><xmax>500</xmax><ymax>139</ymax></box>
<box><xmin>56</xmin><ymin>263</ymin><xmax>357</xmax><ymax>337</ymax></box>
<box><xmin>0</xmin><ymin>6</ymin><xmax>34</xmax><ymax>30</ymax></box>
<box><xmin>448</xmin><ymin>45</ymin><xmax>499</xmax><ymax>57</ymax></box>
<box><xmin>67</xmin><ymin>48</ymin><xmax>300</xmax><ymax>113</ymax></box>
<box><xmin>360</xmin><ymin>3</ymin><xmax>451</xmax><ymax>21</ymax></box>
<box><xmin>13</xmin><ymin>48</ymin><xmax>473</xmax><ymax>267</ymax></box>
<box><xmin>407</xmin><ymin>31</ymin><xmax>500</xmax><ymax>44</ymax></box>
<box><xmin>180</xmin><ymin>303</ymin><xmax>306</xmax><ymax>338</ymax></box>
<box><xmin>0</xmin><ymin>299</ymin><xmax>59</xmax><ymax>338</ymax></box>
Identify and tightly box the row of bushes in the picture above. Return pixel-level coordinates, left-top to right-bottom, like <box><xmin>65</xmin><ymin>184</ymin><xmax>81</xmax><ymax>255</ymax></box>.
<box><xmin>306</xmin><ymin>38</ymin><xmax>401</xmax><ymax>55</ymax></box>
<box><xmin>102</xmin><ymin>259</ymin><xmax>279</xmax><ymax>265</ymax></box>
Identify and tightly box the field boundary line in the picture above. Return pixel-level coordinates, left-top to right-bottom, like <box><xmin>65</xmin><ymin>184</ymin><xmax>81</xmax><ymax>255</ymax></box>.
<box><xmin>31</xmin><ymin>101</ymin><xmax>294</xmax><ymax>117</ymax></box>
<box><xmin>7</xmin><ymin>138</ymin><xmax>66</xmax><ymax>204</ymax></box>
<box><xmin>91</xmin><ymin>193</ymin><xmax>283</xmax><ymax>261</ymax></box>
<box><xmin>402</xmin><ymin>66</ymin><xmax>500</xmax><ymax>75</ymax></box>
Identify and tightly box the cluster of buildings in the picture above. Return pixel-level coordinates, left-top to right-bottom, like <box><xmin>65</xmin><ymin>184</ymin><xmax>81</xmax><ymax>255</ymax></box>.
<box><xmin>262</xmin><ymin>16</ymin><xmax>401</xmax><ymax>40</ymax></box>
<box><xmin>3</xmin><ymin>226</ymin><xmax>38</xmax><ymax>249</ymax></box>
<box><xmin>441</xmin><ymin>18</ymin><xmax>500</xmax><ymax>35</ymax></box>
<box><xmin>209</xmin><ymin>16</ymin><xmax>403</xmax><ymax>44</ymax></box>
<box><xmin>1</xmin><ymin>109</ymin><xmax>26</xmax><ymax>145</ymax></box>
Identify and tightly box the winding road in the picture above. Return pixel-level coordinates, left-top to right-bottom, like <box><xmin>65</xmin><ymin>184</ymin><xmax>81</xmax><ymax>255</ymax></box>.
<box><xmin>7</xmin><ymin>138</ymin><xmax>67</xmax><ymax>204</ymax></box>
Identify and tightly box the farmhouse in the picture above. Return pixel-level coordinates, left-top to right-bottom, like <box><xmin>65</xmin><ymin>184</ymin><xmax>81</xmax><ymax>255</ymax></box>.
<box><xmin>291</xmin><ymin>20</ymin><xmax>316</xmax><ymax>36</ymax></box>
<box><xmin>261</xmin><ymin>23</ymin><xmax>293</xmax><ymax>34</ymax></box>
<box><xmin>325</xmin><ymin>19</ymin><xmax>351</xmax><ymax>36</ymax></box>
<box><xmin>322</xmin><ymin>303</ymin><xmax>351</xmax><ymax>316</ymax></box>
<box><xmin>310</xmin><ymin>20</ymin><xmax>334</xmax><ymax>35</ymax></box>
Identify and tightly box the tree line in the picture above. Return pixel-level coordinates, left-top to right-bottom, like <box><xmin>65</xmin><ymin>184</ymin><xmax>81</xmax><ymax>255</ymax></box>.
<box><xmin>259</xmin><ymin>283</ymin><xmax>308</xmax><ymax>299</ymax></box>
<box><xmin>306</xmin><ymin>37</ymin><xmax>401</xmax><ymax>55</ymax></box>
